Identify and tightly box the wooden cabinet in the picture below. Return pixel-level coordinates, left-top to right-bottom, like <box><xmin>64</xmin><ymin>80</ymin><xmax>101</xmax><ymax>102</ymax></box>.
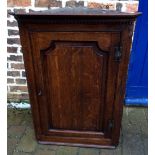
<box><xmin>11</xmin><ymin>8</ymin><xmax>140</xmax><ymax>148</ymax></box>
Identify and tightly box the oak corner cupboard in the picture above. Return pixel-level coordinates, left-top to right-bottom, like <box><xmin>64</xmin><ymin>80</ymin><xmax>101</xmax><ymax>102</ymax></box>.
<box><xmin>10</xmin><ymin>8</ymin><xmax>141</xmax><ymax>148</ymax></box>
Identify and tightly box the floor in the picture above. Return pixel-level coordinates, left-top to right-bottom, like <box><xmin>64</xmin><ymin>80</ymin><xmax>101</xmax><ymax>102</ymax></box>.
<box><xmin>8</xmin><ymin>107</ymin><xmax>148</xmax><ymax>155</ymax></box>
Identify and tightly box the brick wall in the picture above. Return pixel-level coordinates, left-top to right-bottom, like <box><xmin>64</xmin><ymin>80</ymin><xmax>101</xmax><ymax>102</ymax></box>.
<box><xmin>7</xmin><ymin>0</ymin><xmax>139</xmax><ymax>102</ymax></box>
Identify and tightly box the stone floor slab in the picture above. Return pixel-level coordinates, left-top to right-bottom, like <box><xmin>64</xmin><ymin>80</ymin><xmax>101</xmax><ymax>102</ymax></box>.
<box><xmin>122</xmin><ymin>107</ymin><xmax>147</xmax><ymax>155</ymax></box>
<box><xmin>21</xmin><ymin>110</ymin><xmax>33</xmax><ymax>128</ymax></box>
<box><xmin>8</xmin><ymin>109</ymin><xmax>24</xmax><ymax>126</ymax></box>
<box><xmin>78</xmin><ymin>148</ymin><xmax>99</xmax><ymax>155</ymax></box>
<box><xmin>15</xmin><ymin>127</ymin><xmax>37</xmax><ymax>153</ymax></box>
<box><xmin>8</xmin><ymin>126</ymin><xmax>26</xmax><ymax>139</ymax></box>
<box><xmin>13</xmin><ymin>151</ymin><xmax>32</xmax><ymax>155</ymax></box>
<box><xmin>7</xmin><ymin>138</ymin><xmax>19</xmax><ymax>155</ymax></box>
<box><xmin>37</xmin><ymin>144</ymin><xmax>58</xmax><ymax>151</ymax></box>
<box><xmin>34</xmin><ymin>149</ymin><xmax>56</xmax><ymax>155</ymax></box>
<box><xmin>143</xmin><ymin>137</ymin><xmax>148</xmax><ymax>155</ymax></box>
<box><xmin>56</xmin><ymin>146</ymin><xmax>78</xmax><ymax>155</ymax></box>
<box><xmin>122</xmin><ymin>133</ymin><xmax>145</xmax><ymax>155</ymax></box>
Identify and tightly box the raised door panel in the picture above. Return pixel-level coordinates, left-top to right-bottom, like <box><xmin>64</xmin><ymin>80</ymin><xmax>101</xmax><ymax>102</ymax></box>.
<box><xmin>42</xmin><ymin>41</ymin><xmax>106</xmax><ymax>132</ymax></box>
<box><xmin>29</xmin><ymin>32</ymin><xmax>120</xmax><ymax>145</ymax></box>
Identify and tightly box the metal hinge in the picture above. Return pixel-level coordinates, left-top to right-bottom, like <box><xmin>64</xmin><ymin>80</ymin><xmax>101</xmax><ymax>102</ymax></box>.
<box><xmin>114</xmin><ymin>46</ymin><xmax>122</xmax><ymax>62</ymax></box>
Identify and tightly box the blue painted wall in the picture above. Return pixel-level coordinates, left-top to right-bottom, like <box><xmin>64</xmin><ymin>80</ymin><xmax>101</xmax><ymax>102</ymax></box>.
<box><xmin>125</xmin><ymin>0</ymin><xmax>148</xmax><ymax>106</ymax></box>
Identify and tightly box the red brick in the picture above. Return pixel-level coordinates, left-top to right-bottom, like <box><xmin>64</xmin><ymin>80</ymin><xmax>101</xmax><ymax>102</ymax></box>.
<box><xmin>88</xmin><ymin>2</ymin><xmax>115</xmax><ymax>10</ymax></box>
<box><xmin>10</xmin><ymin>86</ymin><xmax>28</xmax><ymax>92</ymax></box>
<box><xmin>7</xmin><ymin>71</ymin><xmax>20</xmax><ymax>77</ymax></box>
<box><xmin>66</xmin><ymin>0</ymin><xmax>84</xmax><ymax>7</ymax></box>
<box><xmin>7</xmin><ymin>38</ymin><xmax>21</xmax><ymax>45</ymax></box>
<box><xmin>7</xmin><ymin>0</ymin><xmax>31</xmax><ymax>7</ymax></box>
<box><xmin>8</xmin><ymin>29</ymin><xmax>19</xmax><ymax>36</ymax></box>
<box><xmin>126</xmin><ymin>3</ymin><xmax>138</xmax><ymax>13</ymax></box>
<box><xmin>7</xmin><ymin>47</ymin><xmax>18</xmax><ymax>53</ymax></box>
<box><xmin>11</xmin><ymin>63</ymin><xmax>25</xmax><ymax>69</ymax></box>
<box><xmin>35</xmin><ymin>0</ymin><xmax>49</xmax><ymax>6</ymax></box>
<box><xmin>7</xmin><ymin>78</ymin><xmax>14</xmax><ymax>83</ymax></box>
<box><xmin>49</xmin><ymin>0</ymin><xmax>62</xmax><ymax>8</ymax></box>
<box><xmin>7</xmin><ymin>55</ymin><xmax>22</xmax><ymax>62</ymax></box>
<box><xmin>16</xmin><ymin>79</ymin><xmax>27</xmax><ymax>84</ymax></box>
<box><xmin>7</xmin><ymin>20</ymin><xmax>18</xmax><ymax>27</ymax></box>
<box><xmin>35</xmin><ymin>0</ymin><xmax>62</xmax><ymax>7</ymax></box>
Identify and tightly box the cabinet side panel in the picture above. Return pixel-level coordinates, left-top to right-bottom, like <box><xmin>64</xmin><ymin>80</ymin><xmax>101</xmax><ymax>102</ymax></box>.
<box><xmin>112</xmin><ymin>24</ymin><xmax>135</xmax><ymax>145</ymax></box>
<box><xmin>18</xmin><ymin>24</ymin><xmax>42</xmax><ymax>137</ymax></box>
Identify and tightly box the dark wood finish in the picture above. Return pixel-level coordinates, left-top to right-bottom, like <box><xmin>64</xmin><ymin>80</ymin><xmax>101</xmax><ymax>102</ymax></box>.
<box><xmin>10</xmin><ymin>8</ymin><xmax>140</xmax><ymax>148</ymax></box>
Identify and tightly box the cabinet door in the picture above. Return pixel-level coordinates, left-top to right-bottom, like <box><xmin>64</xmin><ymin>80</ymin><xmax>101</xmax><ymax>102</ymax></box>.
<box><xmin>29</xmin><ymin>31</ymin><xmax>120</xmax><ymax>146</ymax></box>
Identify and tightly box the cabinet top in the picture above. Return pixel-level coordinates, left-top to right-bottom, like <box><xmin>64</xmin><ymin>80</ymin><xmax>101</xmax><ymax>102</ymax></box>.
<box><xmin>10</xmin><ymin>7</ymin><xmax>141</xmax><ymax>18</ymax></box>
<box><xmin>10</xmin><ymin>8</ymin><xmax>141</xmax><ymax>25</ymax></box>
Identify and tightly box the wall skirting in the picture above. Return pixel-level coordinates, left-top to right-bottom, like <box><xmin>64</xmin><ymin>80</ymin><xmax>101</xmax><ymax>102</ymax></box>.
<box><xmin>125</xmin><ymin>98</ymin><xmax>148</xmax><ymax>106</ymax></box>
